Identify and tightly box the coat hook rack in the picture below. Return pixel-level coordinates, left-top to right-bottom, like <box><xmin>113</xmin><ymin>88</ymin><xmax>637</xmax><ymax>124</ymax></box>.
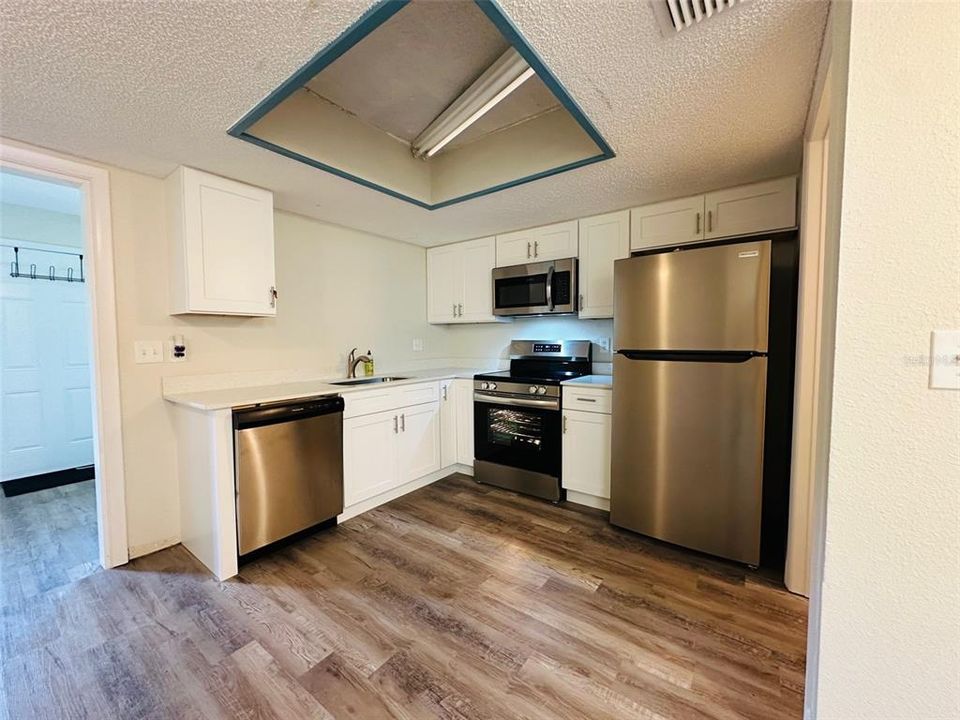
<box><xmin>4</xmin><ymin>245</ymin><xmax>86</xmax><ymax>283</ymax></box>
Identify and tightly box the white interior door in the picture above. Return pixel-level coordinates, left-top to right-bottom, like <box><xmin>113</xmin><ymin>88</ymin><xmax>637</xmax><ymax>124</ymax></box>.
<box><xmin>1</xmin><ymin>243</ymin><xmax>93</xmax><ymax>481</ymax></box>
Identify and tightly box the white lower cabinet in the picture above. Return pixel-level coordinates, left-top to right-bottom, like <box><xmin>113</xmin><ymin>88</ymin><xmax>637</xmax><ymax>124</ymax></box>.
<box><xmin>561</xmin><ymin>386</ymin><xmax>612</xmax><ymax>509</ymax></box>
<box><xmin>440</xmin><ymin>379</ymin><xmax>457</xmax><ymax>468</ymax></box>
<box><xmin>343</xmin><ymin>401</ymin><xmax>440</xmax><ymax>507</ymax></box>
<box><xmin>343</xmin><ymin>378</ymin><xmax>472</xmax><ymax>515</ymax></box>
<box><xmin>343</xmin><ymin>409</ymin><xmax>401</xmax><ymax>507</ymax></box>
<box><xmin>454</xmin><ymin>378</ymin><xmax>475</xmax><ymax>467</ymax></box>
<box><xmin>398</xmin><ymin>401</ymin><xmax>441</xmax><ymax>482</ymax></box>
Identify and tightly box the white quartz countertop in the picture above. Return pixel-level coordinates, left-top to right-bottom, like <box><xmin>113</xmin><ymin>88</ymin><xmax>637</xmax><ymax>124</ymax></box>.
<box><xmin>163</xmin><ymin>367</ymin><xmax>489</xmax><ymax>411</ymax></box>
<box><xmin>562</xmin><ymin>374</ymin><xmax>613</xmax><ymax>389</ymax></box>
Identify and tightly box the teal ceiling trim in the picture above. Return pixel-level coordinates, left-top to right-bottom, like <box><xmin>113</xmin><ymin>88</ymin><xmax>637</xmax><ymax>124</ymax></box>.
<box><xmin>228</xmin><ymin>0</ymin><xmax>615</xmax><ymax>210</ymax></box>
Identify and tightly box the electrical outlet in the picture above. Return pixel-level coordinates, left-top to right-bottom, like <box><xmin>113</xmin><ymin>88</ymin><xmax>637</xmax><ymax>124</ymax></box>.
<box><xmin>167</xmin><ymin>335</ymin><xmax>187</xmax><ymax>363</ymax></box>
<box><xmin>597</xmin><ymin>337</ymin><xmax>612</xmax><ymax>353</ymax></box>
<box><xmin>412</xmin><ymin>338</ymin><xmax>424</xmax><ymax>352</ymax></box>
<box><xmin>134</xmin><ymin>341</ymin><xmax>164</xmax><ymax>364</ymax></box>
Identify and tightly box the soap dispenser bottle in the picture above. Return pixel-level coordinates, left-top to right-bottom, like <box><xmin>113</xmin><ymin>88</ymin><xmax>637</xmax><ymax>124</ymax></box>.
<box><xmin>364</xmin><ymin>350</ymin><xmax>374</xmax><ymax>377</ymax></box>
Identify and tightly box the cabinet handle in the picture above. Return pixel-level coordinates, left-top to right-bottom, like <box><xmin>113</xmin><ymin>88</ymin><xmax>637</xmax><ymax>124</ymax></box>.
<box><xmin>695</xmin><ymin>212</ymin><xmax>701</xmax><ymax>234</ymax></box>
<box><xmin>579</xmin><ymin>293</ymin><xmax>583</xmax><ymax>309</ymax></box>
<box><xmin>562</xmin><ymin>415</ymin><xmax>567</xmax><ymax>434</ymax></box>
<box><xmin>442</xmin><ymin>385</ymin><xmax>448</xmax><ymax>401</ymax></box>
<box><xmin>400</xmin><ymin>413</ymin><xmax>405</xmax><ymax>432</ymax></box>
<box><xmin>576</xmin><ymin>397</ymin><xmax>597</xmax><ymax>403</ymax></box>
<box><xmin>707</xmin><ymin>210</ymin><xmax>713</xmax><ymax>233</ymax></box>
<box><xmin>269</xmin><ymin>286</ymin><xmax>277</xmax><ymax>308</ymax></box>
<box><xmin>393</xmin><ymin>415</ymin><xmax>398</xmax><ymax>434</ymax></box>
<box><xmin>534</xmin><ymin>240</ymin><xmax>539</xmax><ymax>257</ymax></box>
<box><xmin>452</xmin><ymin>303</ymin><xmax>457</xmax><ymax>318</ymax></box>
<box><xmin>458</xmin><ymin>303</ymin><xmax>463</xmax><ymax>317</ymax></box>
<box><xmin>526</xmin><ymin>241</ymin><xmax>531</xmax><ymax>259</ymax></box>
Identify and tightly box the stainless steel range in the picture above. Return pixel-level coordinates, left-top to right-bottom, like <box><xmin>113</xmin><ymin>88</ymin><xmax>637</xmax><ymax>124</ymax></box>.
<box><xmin>473</xmin><ymin>340</ymin><xmax>591</xmax><ymax>502</ymax></box>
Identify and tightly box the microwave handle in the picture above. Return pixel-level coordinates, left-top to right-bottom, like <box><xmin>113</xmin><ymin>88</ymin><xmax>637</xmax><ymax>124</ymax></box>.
<box><xmin>546</xmin><ymin>264</ymin><xmax>554</xmax><ymax>311</ymax></box>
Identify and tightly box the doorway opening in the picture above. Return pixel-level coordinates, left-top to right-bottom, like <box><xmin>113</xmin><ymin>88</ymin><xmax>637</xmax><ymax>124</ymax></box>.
<box><xmin>0</xmin><ymin>139</ymin><xmax>127</xmax><ymax>578</ymax></box>
<box><xmin>0</xmin><ymin>168</ymin><xmax>100</xmax><ymax>591</ymax></box>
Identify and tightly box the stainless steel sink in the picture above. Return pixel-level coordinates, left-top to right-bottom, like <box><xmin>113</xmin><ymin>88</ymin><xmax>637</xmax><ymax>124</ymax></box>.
<box><xmin>329</xmin><ymin>376</ymin><xmax>410</xmax><ymax>386</ymax></box>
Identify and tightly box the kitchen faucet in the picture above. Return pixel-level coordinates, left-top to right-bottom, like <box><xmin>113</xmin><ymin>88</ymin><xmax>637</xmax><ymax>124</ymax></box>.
<box><xmin>346</xmin><ymin>347</ymin><xmax>372</xmax><ymax>378</ymax></box>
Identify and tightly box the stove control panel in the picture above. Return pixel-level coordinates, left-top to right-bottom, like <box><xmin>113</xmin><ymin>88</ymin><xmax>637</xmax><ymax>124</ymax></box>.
<box><xmin>528</xmin><ymin>385</ymin><xmax>548</xmax><ymax>395</ymax></box>
<box><xmin>479</xmin><ymin>381</ymin><xmax>498</xmax><ymax>390</ymax></box>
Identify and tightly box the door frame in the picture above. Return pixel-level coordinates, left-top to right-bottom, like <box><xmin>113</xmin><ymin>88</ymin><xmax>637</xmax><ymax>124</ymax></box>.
<box><xmin>0</xmin><ymin>139</ymin><xmax>128</xmax><ymax>569</ymax></box>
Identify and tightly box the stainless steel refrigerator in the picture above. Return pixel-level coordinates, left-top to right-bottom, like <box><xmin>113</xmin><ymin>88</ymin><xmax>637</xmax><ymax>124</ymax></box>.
<box><xmin>610</xmin><ymin>239</ymin><xmax>772</xmax><ymax>566</ymax></box>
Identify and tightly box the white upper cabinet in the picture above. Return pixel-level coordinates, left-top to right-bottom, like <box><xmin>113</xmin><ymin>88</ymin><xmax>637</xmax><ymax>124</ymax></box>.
<box><xmin>426</xmin><ymin>237</ymin><xmax>497</xmax><ymax>324</ymax></box>
<box><xmin>166</xmin><ymin>166</ymin><xmax>277</xmax><ymax>316</ymax></box>
<box><xmin>630</xmin><ymin>176</ymin><xmax>797</xmax><ymax>251</ymax></box>
<box><xmin>496</xmin><ymin>220</ymin><xmax>578</xmax><ymax>267</ymax></box>
<box><xmin>427</xmin><ymin>244</ymin><xmax>461</xmax><ymax>323</ymax></box>
<box><xmin>578</xmin><ymin>210</ymin><xmax>630</xmax><ymax>319</ymax></box>
<box><xmin>704</xmin><ymin>176</ymin><xmax>797</xmax><ymax>240</ymax></box>
<box><xmin>459</xmin><ymin>238</ymin><xmax>497</xmax><ymax>323</ymax></box>
<box><xmin>630</xmin><ymin>194</ymin><xmax>705</xmax><ymax>251</ymax></box>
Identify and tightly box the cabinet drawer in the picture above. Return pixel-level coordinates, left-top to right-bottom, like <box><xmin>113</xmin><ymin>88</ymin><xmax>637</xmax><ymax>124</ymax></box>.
<box><xmin>563</xmin><ymin>386</ymin><xmax>612</xmax><ymax>414</ymax></box>
<box><xmin>395</xmin><ymin>382</ymin><xmax>440</xmax><ymax>408</ymax></box>
<box><xmin>342</xmin><ymin>381</ymin><xmax>439</xmax><ymax>419</ymax></box>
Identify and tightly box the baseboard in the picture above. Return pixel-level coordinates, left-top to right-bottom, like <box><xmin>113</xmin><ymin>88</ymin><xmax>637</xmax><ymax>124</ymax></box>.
<box><xmin>1</xmin><ymin>465</ymin><xmax>95</xmax><ymax>497</ymax></box>
<box><xmin>564</xmin><ymin>490</ymin><xmax>610</xmax><ymax>511</ymax></box>
<box><xmin>128</xmin><ymin>535</ymin><xmax>180</xmax><ymax>560</ymax></box>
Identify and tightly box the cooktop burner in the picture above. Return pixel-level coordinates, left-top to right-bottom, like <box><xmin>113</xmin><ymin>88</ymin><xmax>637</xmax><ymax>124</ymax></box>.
<box><xmin>474</xmin><ymin>340</ymin><xmax>592</xmax><ymax>387</ymax></box>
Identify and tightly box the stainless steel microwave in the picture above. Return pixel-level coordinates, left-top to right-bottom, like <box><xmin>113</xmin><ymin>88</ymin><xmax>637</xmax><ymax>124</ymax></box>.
<box><xmin>492</xmin><ymin>258</ymin><xmax>578</xmax><ymax>317</ymax></box>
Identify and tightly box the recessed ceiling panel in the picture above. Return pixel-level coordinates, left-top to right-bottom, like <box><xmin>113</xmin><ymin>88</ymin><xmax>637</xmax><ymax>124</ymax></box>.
<box><xmin>229</xmin><ymin>0</ymin><xmax>614</xmax><ymax>209</ymax></box>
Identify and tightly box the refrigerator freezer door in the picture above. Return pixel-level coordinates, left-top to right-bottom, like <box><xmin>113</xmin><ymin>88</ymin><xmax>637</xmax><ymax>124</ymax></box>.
<box><xmin>614</xmin><ymin>240</ymin><xmax>771</xmax><ymax>352</ymax></box>
<box><xmin>610</xmin><ymin>354</ymin><xmax>767</xmax><ymax>565</ymax></box>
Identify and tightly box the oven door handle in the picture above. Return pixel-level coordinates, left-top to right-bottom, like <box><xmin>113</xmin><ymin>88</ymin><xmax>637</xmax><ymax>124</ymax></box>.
<box><xmin>474</xmin><ymin>392</ymin><xmax>559</xmax><ymax>410</ymax></box>
<box><xmin>545</xmin><ymin>264</ymin><xmax>555</xmax><ymax>311</ymax></box>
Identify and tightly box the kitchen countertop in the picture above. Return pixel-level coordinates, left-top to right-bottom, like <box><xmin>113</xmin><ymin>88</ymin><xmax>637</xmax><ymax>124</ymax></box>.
<box><xmin>163</xmin><ymin>367</ymin><xmax>490</xmax><ymax>411</ymax></box>
<box><xmin>562</xmin><ymin>374</ymin><xmax>613</xmax><ymax>389</ymax></box>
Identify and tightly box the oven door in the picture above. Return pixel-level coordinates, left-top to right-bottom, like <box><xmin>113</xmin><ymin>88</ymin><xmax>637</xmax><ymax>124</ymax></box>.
<box><xmin>492</xmin><ymin>258</ymin><xmax>577</xmax><ymax>316</ymax></box>
<box><xmin>473</xmin><ymin>393</ymin><xmax>561</xmax><ymax>477</ymax></box>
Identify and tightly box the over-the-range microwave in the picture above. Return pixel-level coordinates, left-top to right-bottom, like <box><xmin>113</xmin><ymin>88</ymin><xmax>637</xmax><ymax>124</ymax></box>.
<box><xmin>492</xmin><ymin>258</ymin><xmax>578</xmax><ymax>317</ymax></box>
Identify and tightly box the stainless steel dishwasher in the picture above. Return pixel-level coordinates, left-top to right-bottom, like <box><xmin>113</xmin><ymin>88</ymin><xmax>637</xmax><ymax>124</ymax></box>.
<box><xmin>233</xmin><ymin>395</ymin><xmax>344</xmax><ymax>556</ymax></box>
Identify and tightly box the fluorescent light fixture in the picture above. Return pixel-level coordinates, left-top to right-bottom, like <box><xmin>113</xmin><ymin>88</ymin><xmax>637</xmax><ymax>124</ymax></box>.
<box><xmin>412</xmin><ymin>47</ymin><xmax>535</xmax><ymax>159</ymax></box>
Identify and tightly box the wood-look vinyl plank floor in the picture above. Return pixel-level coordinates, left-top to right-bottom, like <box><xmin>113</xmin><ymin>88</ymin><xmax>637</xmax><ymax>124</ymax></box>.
<box><xmin>1</xmin><ymin>474</ymin><xmax>808</xmax><ymax>719</ymax></box>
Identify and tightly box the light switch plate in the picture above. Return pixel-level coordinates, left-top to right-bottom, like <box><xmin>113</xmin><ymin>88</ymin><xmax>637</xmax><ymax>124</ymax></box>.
<box><xmin>134</xmin><ymin>340</ymin><xmax>164</xmax><ymax>364</ymax></box>
<box><xmin>412</xmin><ymin>338</ymin><xmax>424</xmax><ymax>352</ymax></box>
<box><xmin>930</xmin><ymin>330</ymin><xmax>960</xmax><ymax>390</ymax></box>
<box><xmin>596</xmin><ymin>337</ymin><xmax>612</xmax><ymax>352</ymax></box>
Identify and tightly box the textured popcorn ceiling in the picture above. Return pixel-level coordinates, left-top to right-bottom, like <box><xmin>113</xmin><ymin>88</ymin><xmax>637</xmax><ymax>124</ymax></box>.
<box><xmin>0</xmin><ymin>0</ymin><xmax>828</xmax><ymax>245</ymax></box>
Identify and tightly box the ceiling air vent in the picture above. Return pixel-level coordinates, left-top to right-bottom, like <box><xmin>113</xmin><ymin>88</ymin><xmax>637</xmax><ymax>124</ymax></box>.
<box><xmin>652</xmin><ymin>0</ymin><xmax>746</xmax><ymax>36</ymax></box>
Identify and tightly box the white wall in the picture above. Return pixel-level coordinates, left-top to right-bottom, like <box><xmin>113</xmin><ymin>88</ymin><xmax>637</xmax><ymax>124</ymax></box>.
<box><xmin>810</xmin><ymin>3</ymin><xmax>960</xmax><ymax>718</ymax></box>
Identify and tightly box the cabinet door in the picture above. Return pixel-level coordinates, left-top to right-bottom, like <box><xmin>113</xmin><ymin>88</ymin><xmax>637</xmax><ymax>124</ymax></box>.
<box><xmin>175</xmin><ymin>167</ymin><xmax>277</xmax><ymax>316</ymax></box>
<box><xmin>532</xmin><ymin>220</ymin><xmax>579</xmax><ymax>261</ymax></box>
<box><xmin>398</xmin><ymin>401</ymin><xmax>441</xmax><ymax>482</ymax></box>
<box><xmin>454</xmin><ymin>379</ymin><xmax>475</xmax><ymax>467</ymax></box>
<box><xmin>439</xmin><ymin>380</ymin><xmax>457</xmax><ymax>468</ymax></box>
<box><xmin>496</xmin><ymin>228</ymin><xmax>538</xmax><ymax>267</ymax></box>
<box><xmin>459</xmin><ymin>237</ymin><xmax>497</xmax><ymax>323</ymax></box>
<box><xmin>630</xmin><ymin>195</ymin><xmax>705</xmax><ymax>251</ymax></box>
<box><xmin>562</xmin><ymin>409</ymin><xmax>611</xmax><ymax>499</ymax></box>
<box><xmin>343</xmin><ymin>409</ymin><xmax>399</xmax><ymax>506</ymax></box>
<box><xmin>578</xmin><ymin>211</ymin><xmax>630</xmax><ymax>319</ymax></box>
<box><xmin>427</xmin><ymin>245</ymin><xmax>461</xmax><ymax>324</ymax></box>
<box><xmin>704</xmin><ymin>176</ymin><xmax>797</xmax><ymax>240</ymax></box>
